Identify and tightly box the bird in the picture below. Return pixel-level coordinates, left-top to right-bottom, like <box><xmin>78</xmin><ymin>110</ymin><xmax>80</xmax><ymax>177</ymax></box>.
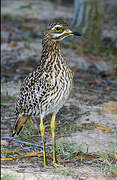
<box><xmin>12</xmin><ymin>18</ymin><xmax>80</xmax><ymax>168</ymax></box>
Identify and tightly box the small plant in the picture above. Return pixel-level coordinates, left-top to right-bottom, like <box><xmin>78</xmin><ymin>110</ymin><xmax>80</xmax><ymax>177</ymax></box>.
<box><xmin>5</xmin><ymin>90</ymin><xmax>15</xmax><ymax>99</ymax></box>
<box><xmin>21</xmin><ymin>32</ymin><xmax>33</xmax><ymax>42</ymax></box>
<box><xmin>54</xmin><ymin>167</ymin><xmax>75</xmax><ymax>176</ymax></box>
<box><xmin>56</xmin><ymin>140</ymin><xmax>89</xmax><ymax>160</ymax></box>
<box><xmin>84</xmin><ymin>40</ymin><xmax>117</xmax><ymax>56</ymax></box>
<box><xmin>1</xmin><ymin>174</ymin><xmax>15</xmax><ymax>180</ymax></box>
<box><xmin>1</xmin><ymin>145</ymin><xmax>20</xmax><ymax>157</ymax></box>
<box><xmin>18</xmin><ymin>117</ymin><xmax>38</xmax><ymax>141</ymax></box>
<box><xmin>17</xmin><ymin>3</ymin><xmax>32</xmax><ymax>10</ymax></box>
<box><xmin>99</xmin><ymin>152</ymin><xmax>117</xmax><ymax>176</ymax></box>
<box><xmin>98</xmin><ymin>140</ymin><xmax>117</xmax><ymax>177</ymax></box>
<box><xmin>0</xmin><ymin>102</ymin><xmax>7</xmax><ymax>108</ymax></box>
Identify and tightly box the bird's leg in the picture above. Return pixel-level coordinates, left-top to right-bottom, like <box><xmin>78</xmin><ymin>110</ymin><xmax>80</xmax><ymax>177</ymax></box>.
<box><xmin>40</xmin><ymin>116</ymin><xmax>48</xmax><ymax>168</ymax></box>
<box><xmin>50</xmin><ymin>114</ymin><xmax>59</xmax><ymax>167</ymax></box>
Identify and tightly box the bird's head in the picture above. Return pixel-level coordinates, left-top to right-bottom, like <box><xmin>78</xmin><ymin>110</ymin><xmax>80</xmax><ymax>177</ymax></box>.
<box><xmin>43</xmin><ymin>18</ymin><xmax>81</xmax><ymax>42</ymax></box>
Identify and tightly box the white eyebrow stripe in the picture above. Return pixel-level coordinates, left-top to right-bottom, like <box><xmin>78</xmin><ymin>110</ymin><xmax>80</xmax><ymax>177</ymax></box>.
<box><xmin>53</xmin><ymin>31</ymin><xmax>67</xmax><ymax>37</ymax></box>
<box><xmin>51</xmin><ymin>25</ymin><xmax>62</xmax><ymax>30</ymax></box>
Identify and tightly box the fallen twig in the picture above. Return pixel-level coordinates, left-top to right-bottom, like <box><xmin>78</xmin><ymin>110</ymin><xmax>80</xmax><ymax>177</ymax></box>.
<box><xmin>4</xmin><ymin>116</ymin><xmax>16</xmax><ymax>120</ymax></box>
<box><xmin>2</xmin><ymin>136</ymin><xmax>42</xmax><ymax>148</ymax></box>
<box><xmin>1</xmin><ymin>152</ymin><xmax>43</xmax><ymax>161</ymax></box>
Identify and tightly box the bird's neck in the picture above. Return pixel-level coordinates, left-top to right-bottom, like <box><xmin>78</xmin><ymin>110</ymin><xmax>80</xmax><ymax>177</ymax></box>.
<box><xmin>42</xmin><ymin>39</ymin><xmax>61</xmax><ymax>56</ymax></box>
<box><xmin>40</xmin><ymin>39</ymin><xmax>64</xmax><ymax>67</ymax></box>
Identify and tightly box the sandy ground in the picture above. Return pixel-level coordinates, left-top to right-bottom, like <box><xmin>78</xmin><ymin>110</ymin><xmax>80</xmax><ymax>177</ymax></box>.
<box><xmin>1</xmin><ymin>0</ymin><xmax>117</xmax><ymax>180</ymax></box>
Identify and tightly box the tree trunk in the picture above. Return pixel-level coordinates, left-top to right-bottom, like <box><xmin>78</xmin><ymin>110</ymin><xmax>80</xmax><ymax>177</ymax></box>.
<box><xmin>72</xmin><ymin>0</ymin><xmax>104</xmax><ymax>47</ymax></box>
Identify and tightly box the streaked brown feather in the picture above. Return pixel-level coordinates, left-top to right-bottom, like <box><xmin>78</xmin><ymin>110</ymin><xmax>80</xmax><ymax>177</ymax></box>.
<box><xmin>13</xmin><ymin>19</ymin><xmax>73</xmax><ymax>135</ymax></box>
<box><xmin>12</xmin><ymin>116</ymin><xmax>29</xmax><ymax>136</ymax></box>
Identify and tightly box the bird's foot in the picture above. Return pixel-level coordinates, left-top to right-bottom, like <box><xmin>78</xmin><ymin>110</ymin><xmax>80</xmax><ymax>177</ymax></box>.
<box><xmin>53</xmin><ymin>162</ymin><xmax>61</xmax><ymax>167</ymax></box>
<box><xmin>44</xmin><ymin>165</ymin><xmax>53</xmax><ymax>169</ymax></box>
<box><xmin>43</xmin><ymin>163</ymin><xmax>61</xmax><ymax>168</ymax></box>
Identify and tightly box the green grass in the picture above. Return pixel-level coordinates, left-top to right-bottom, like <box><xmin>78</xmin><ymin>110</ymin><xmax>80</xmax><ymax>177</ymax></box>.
<box><xmin>56</xmin><ymin>121</ymin><xmax>77</xmax><ymax>134</ymax></box>
<box><xmin>83</xmin><ymin>41</ymin><xmax>117</xmax><ymax>56</ymax></box>
<box><xmin>1</xmin><ymin>174</ymin><xmax>15</xmax><ymax>180</ymax></box>
<box><xmin>63</xmin><ymin>37</ymin><xmax>117</xmax><ymax>57</ymax></box>
<box><xmin>18</xmin><ymin>117</ymin><xmax>39</xmax><ymax>141</ymax></box>
<box><xmin>0</xmin><ymin>102</ymin><xmax>8</xmax><ymax>108</ymax></box>
<box><xmin>56</xmin><ymin>140</ymin><xmax>89</xmax><ymax>160</ymax></box>
<box><xmin>113</xmin><ymin>5</ymin><xmax>117</xmax><ymax>20</ymax></box>
<box><xmin>98</xmin><ymin>139</ymin><xmax>117</xmax><ymax>177</ymax></box>
<box><xmin>54</xmin><ymin>167</ymin><xmax>75</xmax><ymax>176</ymax></box>
<box><xmin>5</xmin><ymin>91</ymin><xmax>16</xmax><ymax>100</ymax></box>
<box><xmin>1</xmin><ymin>90</ymin><xmax>16</xmax><ymax>108</ymax></box>
<box><xmin>56</xmin><ymin>112</ymin><xmax>78</xmax><ymax>136</ymax></box>
<box><xmin>17</xmin><ymin>3</ymin><xmax>32</xmax><ymax>10</ymax></box>
<box><xmin>99</xmin><ymin>152</ymin><xmax>117</xmax><ymax>176</ymax></box>
<box><xmin>21</xmin><ymin>32</ymin><xmax>33</xmax><ymax>42</ymax></box>
<box><xmin>1</xmin><ymin>145</ymin><xmax>20</xmax><ymax>157</ymax></box>
<box><xmin>62</xmin><ymin>39</ymin><xmax>77</xmax><ymax>50</ymax></box>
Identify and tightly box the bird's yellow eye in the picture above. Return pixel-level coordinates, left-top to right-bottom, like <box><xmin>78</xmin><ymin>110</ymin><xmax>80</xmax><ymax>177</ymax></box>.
<box><xmin>54</xmin><ymin>26</ymin><xmax>63</xmax><ymax>32</ymax></box>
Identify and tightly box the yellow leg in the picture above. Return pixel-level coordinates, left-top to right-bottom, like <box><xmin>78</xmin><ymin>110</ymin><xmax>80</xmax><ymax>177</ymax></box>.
<box><xmin>50</xmin><ymin>114</ymin><xmax>59</xmax><ymax>167</ymax></box>
<box><xmin>40</xmin><ymin>116</ymin><xmax>48</xmax><ymax>168</ymax></box>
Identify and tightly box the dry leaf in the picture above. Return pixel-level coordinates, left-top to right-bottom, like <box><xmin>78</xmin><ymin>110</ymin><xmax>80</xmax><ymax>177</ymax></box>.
<box><xmin>10</xmin><ymin>41</ymin><xmax>17</xmax><ymax>47</ymax></box>
<box><xmin>1</xmin><ymin>140</ymin><xmax>9</xmax><ymax>146</ymax></box>
<box><xmin>24</xmin><ymin>19</ymin><xmax>40</xmax><ymax>24</ymax></box>
<box><xmin>72</xmin><ymin>67</ymin><xmax>77</xmax><ymax>75</ymax></box>
<box><xmin>111</xmin><ymin>171</ymin><xmax>117</xmax><ymax>177</ymax></box>
<box><xmin>65</xmin><ymin>106</ymin><xmax>70</xmax><ymax>110</ymax></box>
<box><xmin>92</xmin><ymin>123</ymin><xmax>111</xmax><ymax>132</ymax></box>
<box><xmin>103</xmin><ymin>104</ymin><xmax>117</xmax><ymax>114</ymax></box>
<box><xmin>74</xmin><ymin>152</ymin><xmax>96</xmax><ymax>160</ymax></box>
<box><xmin>86</xmin><ymin>80</ymin><xmax>96</xmax><ymax>85</ymax></box>
<box><xmin>92</xmin><ymin>95</ymin><xmax>98</xmax><ymax>100</ymax></box>
<box><xmin>107</xmin><ymin>71</ymin><xmax>117</xmax><ymax>77</ymax></box>
<box><xmin>84</xmin><ymin>55</ymin><xmax>105</xmax><ymax>61</ymax></box>
<box><xmin>18</xmin><ymin>62</ymin><xmax>34</xmax><ymax>71</ymax></box>
<box><xmin>1</xmin><ymin>157</ymin><xmax>13</xmax><ymax>161</ymax></box>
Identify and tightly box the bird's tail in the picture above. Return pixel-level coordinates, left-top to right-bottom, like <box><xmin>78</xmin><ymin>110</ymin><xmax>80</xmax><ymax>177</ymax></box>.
<box><xmin>12</xmin><ymin>116</ymin><xmax>29</xmax><ymax>137</ymax></box>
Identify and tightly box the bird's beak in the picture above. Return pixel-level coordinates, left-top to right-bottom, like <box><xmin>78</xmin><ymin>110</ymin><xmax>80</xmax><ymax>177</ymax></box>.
<box><xmin>66</xmin><ymin>30</ymin><xmax>81</xmax><ymax>36</ymax></box>
<box><xmin>72</xmin><ymin>32</ymin><xmax>81</xmax><ymax>36</ymax></box>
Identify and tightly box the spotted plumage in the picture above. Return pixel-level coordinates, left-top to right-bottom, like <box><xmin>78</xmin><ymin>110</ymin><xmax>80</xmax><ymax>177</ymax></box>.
<box><xmin>12</xmin><ymin>18</ymin><xmax>80</xmax><ymax>167</ymax></box>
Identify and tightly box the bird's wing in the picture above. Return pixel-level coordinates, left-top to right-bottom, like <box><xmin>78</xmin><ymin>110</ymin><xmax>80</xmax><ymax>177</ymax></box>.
<box><xmin>15</xmin><ymin>68</ymin><xmax>55</xmax><ymax>116</ymax></box>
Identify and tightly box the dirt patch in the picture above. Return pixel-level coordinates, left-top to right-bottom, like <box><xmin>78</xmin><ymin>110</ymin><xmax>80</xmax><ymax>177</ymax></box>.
<box><xmin>1</xmin><ymin>0</ymin><xmax>117</xmax><ymax>180</ymax></box>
